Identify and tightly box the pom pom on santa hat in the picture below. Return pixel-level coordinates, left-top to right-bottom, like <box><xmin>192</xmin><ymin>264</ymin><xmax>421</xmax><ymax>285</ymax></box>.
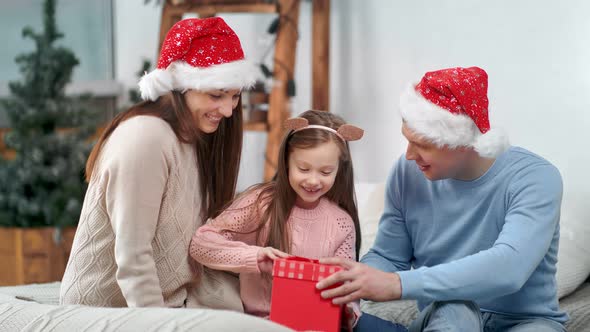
<box><xmin>399</xmin><ymin>66</ymin><xmax>509</xmax><ymax>158</ymax></box>
<box><xmin>139</xmin><ymin>17</ymin><xmax>258</xmax><ymax>101</ymax></box>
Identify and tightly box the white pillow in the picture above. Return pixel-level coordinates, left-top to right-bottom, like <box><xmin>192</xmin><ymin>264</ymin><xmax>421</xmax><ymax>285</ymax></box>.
<box><xmin>355</xmin><ymin>182</ymin><xmax>386</xmax><ymax>257</ymax></box>
<box><xmin>355</xmin><ymin>182</ymin><xmax>590</xmax><ymax>299</ymax></box>
<box><xmin>556</xmin><ymin>215</ymin><xmax>590</xmax><ymax>298</ymax></box>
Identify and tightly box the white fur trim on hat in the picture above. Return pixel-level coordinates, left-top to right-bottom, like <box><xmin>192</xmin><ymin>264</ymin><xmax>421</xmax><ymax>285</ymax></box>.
<box><xmin>473</xmin><ymin>127</ymin><xmax>509</xmax><ymax>158</ymax></box>
<box><xmin>138</xmin><ymin>68</ymin><xmax>174</xmax><ymax>102</ymax></box>
<box><xmin>399</xmin><ymin>83</ymin><xmax>509</xmax><ymax>157</ymax></box>
<box><xmin>138</xmin><ymin>59</ymin><xmax>258</xmax><ymax>101</ymax></box>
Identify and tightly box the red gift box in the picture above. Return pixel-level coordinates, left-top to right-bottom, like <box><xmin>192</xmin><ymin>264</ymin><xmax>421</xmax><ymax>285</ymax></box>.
<box><xmin>269</xmin><ymin>256</ymin><xmax>342</xmax><ymax>332</ymax></box>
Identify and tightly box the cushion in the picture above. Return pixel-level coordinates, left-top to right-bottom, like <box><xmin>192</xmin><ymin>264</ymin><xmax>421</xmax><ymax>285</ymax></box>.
<box><xmin>0</xmin><ymin>281</ymin><xmax>61</xmax><ymax>305</ymax></box>
<box><xmin>555</xmin><ymin>202</ymin><xmax>590</xmax><ymax>298</ymax></box>
<box><xmin>355</xmin><ymin>182</ymin><xmax>385</xmax><ymax>257</ymax></box>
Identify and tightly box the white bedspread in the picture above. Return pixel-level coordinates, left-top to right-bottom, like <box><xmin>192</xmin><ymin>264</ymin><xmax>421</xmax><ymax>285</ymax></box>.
<box><xmin>0</xmin><ymin>283</ymin><xmax>291</xmax><ymax>332</ymax></box>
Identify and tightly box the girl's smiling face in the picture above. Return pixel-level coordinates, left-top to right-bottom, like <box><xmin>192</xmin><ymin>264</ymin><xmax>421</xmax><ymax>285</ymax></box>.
<box><xmin>288</xmin><ymin>141</ymin><xmax>341</xmax><ymax>209</ymax></box>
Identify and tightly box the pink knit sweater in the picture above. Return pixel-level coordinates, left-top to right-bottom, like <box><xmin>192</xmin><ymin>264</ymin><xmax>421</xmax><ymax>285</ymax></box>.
<box><xmin>189</xmin><ymin>189</ymin><xmax>356</xmax><ymax>317</ymax></box>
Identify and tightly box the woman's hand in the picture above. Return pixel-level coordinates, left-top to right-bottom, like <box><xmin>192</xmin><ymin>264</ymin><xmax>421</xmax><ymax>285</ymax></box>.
<box><xmin>257</xmin><ymin>247</ymin><xmax>290</xmax><ymax>274</ymax></box>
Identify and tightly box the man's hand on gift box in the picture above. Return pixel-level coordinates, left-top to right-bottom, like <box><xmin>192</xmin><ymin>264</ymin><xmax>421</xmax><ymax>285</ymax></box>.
<box><xmin>315</xmin><ymin>257</ymin><xmax>402</xmax><ymax>305</ymax></box>
<box><xmin>257</xmin><ymin>247</ymin><xmax>290</xmax><ymax>274</ymax></box>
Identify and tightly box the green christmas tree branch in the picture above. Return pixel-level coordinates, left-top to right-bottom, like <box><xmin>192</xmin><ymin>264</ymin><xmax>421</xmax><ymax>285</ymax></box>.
<box><xmin>0</xmin><ymin>0</ymin><xmax>101</xmax><ymax>228</ymax></box>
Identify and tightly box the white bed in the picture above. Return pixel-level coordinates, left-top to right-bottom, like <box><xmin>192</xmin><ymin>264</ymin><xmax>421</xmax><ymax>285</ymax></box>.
<box><xmin>0</xmin><ymin>283</ymin><xmax>292</xmax><ymax>332</ymax></box>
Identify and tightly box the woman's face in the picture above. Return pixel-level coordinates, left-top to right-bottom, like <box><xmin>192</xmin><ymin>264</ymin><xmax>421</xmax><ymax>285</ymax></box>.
<box><xmin>184</xmin><ymin>89</ymin><xmax>241</xmax><ymax>133</ymax></box>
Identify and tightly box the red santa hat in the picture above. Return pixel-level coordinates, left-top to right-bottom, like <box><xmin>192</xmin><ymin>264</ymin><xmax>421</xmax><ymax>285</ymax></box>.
<box><xmin>399</xmin><ymin>66</ymin><xmax>509</xmax><ymax>158</ymax></box>
<box><xmin>139</xmin><ymin>17</ymin><xmax>257</xmax><ymax>101</ymax></box>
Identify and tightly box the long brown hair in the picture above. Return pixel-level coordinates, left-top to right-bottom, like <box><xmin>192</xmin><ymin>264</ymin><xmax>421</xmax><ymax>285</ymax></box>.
<box><xmin>85</xmin><ymin>90</ymin><xmax>243</xmax><ymax>221</ymax></box>
<box><xmin>238</xmin><ymin>110</ymin><xmax>362</xmax><ymax>260</ymax></box>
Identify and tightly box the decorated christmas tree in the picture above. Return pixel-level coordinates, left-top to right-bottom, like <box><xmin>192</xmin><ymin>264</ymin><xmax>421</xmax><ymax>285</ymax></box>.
<box><xmin>0</xmin><ymin>0</ymin><xmax>100</xmax><ymax>228</ymax></box>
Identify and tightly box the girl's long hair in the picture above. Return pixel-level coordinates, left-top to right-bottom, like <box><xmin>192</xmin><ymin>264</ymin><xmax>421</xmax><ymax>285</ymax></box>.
<box><xmin>85</xmin><ymin>90</ymin><xmax>243</xmax><ymax>221</ymax></box>
<box><xmin>237</xmin><ymin>110</ymin><xmax>361</xmax><ymax>260</ymax></box>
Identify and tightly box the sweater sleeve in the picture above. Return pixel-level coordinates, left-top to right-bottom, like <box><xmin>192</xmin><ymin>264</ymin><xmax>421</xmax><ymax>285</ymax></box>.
<box><xmin>361</xmin><ymin>160</ymin><xmax>413</xmax><ymax>272</ymax></box>
<box><xmin>329</xmin><ymin>209</ymin><xmax>361</xmax><ymax>328</ymax></box>
<box><xmin>334</xmin><ymin>215</ymin><xmax>356</xmax><ymax>261</ymax></box>
<box><xmin>102</xmin><ymin>117</ymin><xmax>175</xmax><ymax>307</ymax></box>
<box><xmin>398</xmin><ymin>163</ymin><xmax>563</xmax><ymax>303</ymax></box>
<box><xmin>189</xmin><ymin>190</ymin><xmax>265</xmax><ymax>274</ymax></box>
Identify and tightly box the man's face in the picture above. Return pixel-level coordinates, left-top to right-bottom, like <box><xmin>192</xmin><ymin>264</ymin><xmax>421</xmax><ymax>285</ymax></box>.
<box><xmin>401</xmin><ymin>123</ymin><xmax>471</xmax><ymax>181</ymax></box>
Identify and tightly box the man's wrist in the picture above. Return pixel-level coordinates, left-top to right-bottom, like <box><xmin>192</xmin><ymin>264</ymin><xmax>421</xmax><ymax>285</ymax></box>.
<box><xmin>388</xmin><ymin>272</ymin><xmax>402</xmax><ymax>300</ymax></box>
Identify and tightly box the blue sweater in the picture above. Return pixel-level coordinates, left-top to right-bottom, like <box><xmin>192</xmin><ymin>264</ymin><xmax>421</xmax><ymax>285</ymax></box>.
<box><xmin>361</xmin><ymin>147</ymin><xmax>567</xmax><ymax>324</ymax></box>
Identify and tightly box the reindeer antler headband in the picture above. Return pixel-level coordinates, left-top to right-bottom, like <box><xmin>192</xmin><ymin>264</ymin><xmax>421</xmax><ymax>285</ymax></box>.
<box><xmin>283</xmin><ymin>117</ymin><xmax>364</xmax><ymax>142</ymax></box>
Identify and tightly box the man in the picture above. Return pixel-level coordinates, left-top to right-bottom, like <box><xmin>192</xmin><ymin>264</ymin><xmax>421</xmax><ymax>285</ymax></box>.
<box><xmin>318</xmin><ymin>67</ymin><xmax>567</xmax><ymax>331</ymax></box>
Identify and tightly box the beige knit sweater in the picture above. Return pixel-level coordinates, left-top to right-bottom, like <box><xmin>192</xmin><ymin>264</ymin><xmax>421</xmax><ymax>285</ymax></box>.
<box><xmin>60</xmin><ymin>116</ymin><xmax>242</xmax><ymax>310</ymax></box>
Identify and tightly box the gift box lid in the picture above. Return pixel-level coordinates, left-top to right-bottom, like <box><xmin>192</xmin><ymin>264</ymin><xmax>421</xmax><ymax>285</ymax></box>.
<box><xmin>272</xmin><ymin>256</ymin><xmax>342</xmax><ymax>282</ymax></box>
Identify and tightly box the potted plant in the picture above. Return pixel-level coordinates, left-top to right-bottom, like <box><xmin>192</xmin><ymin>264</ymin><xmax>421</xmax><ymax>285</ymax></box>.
<box><xmin>0</xmin><ymin>0</ymin><xmax>100</xmax><ymax>285</ymax></box>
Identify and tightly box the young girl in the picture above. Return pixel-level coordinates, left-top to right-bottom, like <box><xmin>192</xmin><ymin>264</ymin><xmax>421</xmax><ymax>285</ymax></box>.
<box><xmin>190</xmin><ymin>110</ymin><xmax>364</xmax><ymax>324</ymax></box>
<box><xmin>60</xmin><ymin>17</ymin><xmax>256</xmax><ymax>309</ymax></box>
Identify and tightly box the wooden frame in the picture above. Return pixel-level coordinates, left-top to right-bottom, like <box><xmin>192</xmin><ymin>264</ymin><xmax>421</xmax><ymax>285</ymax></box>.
<box><xmin>312</xmin><ymin>0</ymin><xmax>330</xmax><ymax>111</ymax></box>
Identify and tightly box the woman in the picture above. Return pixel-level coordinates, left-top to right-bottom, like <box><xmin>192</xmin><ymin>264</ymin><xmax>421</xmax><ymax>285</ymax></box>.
<box><xmin>60</xmin><ymin>17</ymin><xmax>257</xmax><ymax>309</ymax></box>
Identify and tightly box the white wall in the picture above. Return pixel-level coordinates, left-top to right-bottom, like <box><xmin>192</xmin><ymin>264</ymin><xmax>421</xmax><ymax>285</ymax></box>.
<box><xmin>114</xmin><ymin>0</ymin><xmax>589</xmax><ymax>221</ymax></box>
<box><xmin>113</xmin><ymin>1</ymin><xmax>160</xmax><ymax>89</ymax></box>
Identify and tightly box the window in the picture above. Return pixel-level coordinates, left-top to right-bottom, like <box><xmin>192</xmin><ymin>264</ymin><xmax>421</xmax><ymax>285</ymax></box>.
<box><xmin>0</xmin><ymin>0</ymin><xmax>117</xmax><ymax>125</ymax></box>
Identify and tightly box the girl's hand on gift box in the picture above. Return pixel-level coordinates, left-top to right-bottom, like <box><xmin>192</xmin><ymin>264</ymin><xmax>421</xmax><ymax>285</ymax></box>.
<box><xmin>315</xmin><ymin>257</ymin><xmax>402</xmax><ymax>304</ymax></box>
<box><xmin>257</xmin><ymin>247</ymin><xmax>290</xmax><ymax>274</ymax></box>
